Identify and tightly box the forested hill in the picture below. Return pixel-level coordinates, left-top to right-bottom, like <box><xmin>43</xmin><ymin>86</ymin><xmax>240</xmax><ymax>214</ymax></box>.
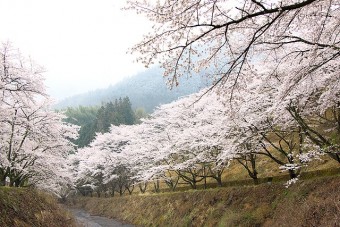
<box><xmin>55</xmin><ymin>67</ymin><xmax>211</xmax><ymax>112</ymax></box>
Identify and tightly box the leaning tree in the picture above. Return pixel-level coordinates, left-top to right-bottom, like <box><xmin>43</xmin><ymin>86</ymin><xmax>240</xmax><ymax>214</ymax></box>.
<box><xmin>126</xmin><ymin>0</ymin><xmax>340</xmax><ymax>167</ymax></box>
<box><xmin>126</xmin><ymin>0</ymin><xmax>339</xmax><ymax>92</ymax></box>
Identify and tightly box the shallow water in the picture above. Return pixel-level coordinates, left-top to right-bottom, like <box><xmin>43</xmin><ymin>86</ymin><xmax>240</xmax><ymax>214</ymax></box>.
<box><xmin>68</xmin><ymin>208</ymin><xmax>135</xmax><ymax>227</ymax></box>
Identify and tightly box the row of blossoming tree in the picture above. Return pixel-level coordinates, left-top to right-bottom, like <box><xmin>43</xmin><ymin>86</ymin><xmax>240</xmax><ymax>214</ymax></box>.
<box><xmin>70</xmin><ymin>71</ymin><xmax>339</xmax><ymax>195</ymax></box>
<box><xmin>0</xmin><ymin>43</ymin><xmax>79</xmax><ymax>199</ymax></box>
<box><xmin>70</xmin><ymin>0</ymin><xmax>339</xmax><ymax>195</ymax></box>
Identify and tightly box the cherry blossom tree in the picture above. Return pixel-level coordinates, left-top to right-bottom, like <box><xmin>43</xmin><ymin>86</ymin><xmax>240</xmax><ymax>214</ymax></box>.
<box><xmin>0</xmin><ymin>43</ymin><xmax>79</xmax><ymax>191</ymax></box>
<box><xmin>131</xmin><ymin>89</ymin><xmax>234</xmax><ymax>188</ymax></box>
<box><xmin>71</xmin><ymin>89</ymin><xmax>236</xmax><ymax>192</ymax></box>
<box><xmin>72</xmin><ymin>69</ymin><xmax>339</xmax><ymax>191</ymax></box>
<box><xmin>0</xmin><ymin>101</ymin><xmax>78</xmax><ymax>187</ymax></box>
<box><xmin>125</xmin><ymin>0</ymin><xmax>339</xmax><ymax>182</ymax></box>
<box><xmin>283</xmin><ymin>75</ymin><xmax>340</xmax><ymax>164</ymax></box>
<box><xmin>126</xmin><ymin>0</ymin><xmax>339</xmax><ymax>92</ymax></box>
<box><xmin>73</xmin><ymin>125</ymin><xmax>143</xmax><ymax>196</ymax></box>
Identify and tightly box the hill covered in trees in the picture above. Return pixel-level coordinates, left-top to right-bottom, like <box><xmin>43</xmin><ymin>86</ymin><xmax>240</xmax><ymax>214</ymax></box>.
<box><xmin>55</xmin><ymin>67</ymin><xmax>211</xmax><ymax>112</ymax></box>
<box><xmin>63</xmin><ymin>97</ymin><xmax>137</xmax><ymax>148</ymax></box>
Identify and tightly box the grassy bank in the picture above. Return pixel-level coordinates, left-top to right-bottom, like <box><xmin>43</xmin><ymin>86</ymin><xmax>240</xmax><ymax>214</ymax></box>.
<box><xmin>69</xmin><ymin>175</ymin><xmax>340</xmax><ymax>227</ymax></box>
<box><xmin>0</xmin><ymin>187</ymin><xmax>76</xmax><ymax>227</ymax></box>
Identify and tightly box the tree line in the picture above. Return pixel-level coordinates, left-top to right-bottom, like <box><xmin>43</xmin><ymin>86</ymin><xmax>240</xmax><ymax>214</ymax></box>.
<box><xmin>70</xmin><ymin>82</ymin><xmax>339</xmax><ymax>196</ymax></box>
<box><xmin>63</xmin><ymin>97</ymin><xmax>140</xmax><ymax>148</ymax></box>
<box><xmin>68</xmin><ymin>0</ymin><xmax>340</xmax><ymax>196</ymax></box>
<box><xmin>1</xmin><ymin>0</ymin><xmax>338</xmax><ymax>201</ymax></box>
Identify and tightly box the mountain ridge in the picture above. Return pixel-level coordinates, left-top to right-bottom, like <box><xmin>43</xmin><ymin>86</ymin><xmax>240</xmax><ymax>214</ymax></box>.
<box><xmin>55</xmin><ymin>67</ymin><xmax>211</xmax><ymax>112</ymax></box>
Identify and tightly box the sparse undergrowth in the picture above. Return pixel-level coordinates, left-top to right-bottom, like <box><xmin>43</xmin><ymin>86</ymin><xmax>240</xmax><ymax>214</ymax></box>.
<box><xmin>69</xmin><ymin>175</ymin><xmax>340</xmax><ymax>227</ymax></box>
<box><xmin>0</xmin><ymin>187</ymin><xmax>76</xmax><ymax>227</ymax></box>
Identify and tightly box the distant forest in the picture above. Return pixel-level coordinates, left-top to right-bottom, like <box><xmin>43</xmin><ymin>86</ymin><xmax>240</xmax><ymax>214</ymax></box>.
<box><xmin>63</xmin><ymin>97</ymin><xmax>143</xmax><ymax>147</ymax></box>
<box><xmin>60</xmin><ymin>67</ymin><xmax>211</xmax><ymax>147</ymax></box>
<box><xmin>55</xmin><ymin>67</ymin><xmax>211</xmax><ymax>112</ymax></box>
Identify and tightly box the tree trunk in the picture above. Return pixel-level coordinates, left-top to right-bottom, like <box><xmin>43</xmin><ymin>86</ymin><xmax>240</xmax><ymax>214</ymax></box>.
<box><xmin>191</xmin><ymin>180</ymin><xmax>197</xmax><ymax>189</ymax></box>
<box><xmin>153</xmin><ymin>180</ymin><xmax>160</xmax><ymax>193</ymax></box>
<box><xmin>288</xmin><ymin>169</ymin><xmax>297</xmax><ymax>179</ymax></box>
<box><xmin>215</xmin><ymin>177</ymin><xmax>222</xmax><ymax>187</ymax></box>
<box><xmin>119</xmin><ymin>186</ymin><xmax>124</xmax><ymax>196</ymax></box>
<box><xmin>138</xmin><ymin>182</ymin><xmax>147</xmax><ymax>193</ymax></box>
<box><xmin>253</xmin><ymin>177</ymin><xmax>259</xmax><ymax>185</ymax></box>
<box><xmin>126</xmin><ymin>185</ymin><xmax>134</xmax><ymax>195</ymax></box>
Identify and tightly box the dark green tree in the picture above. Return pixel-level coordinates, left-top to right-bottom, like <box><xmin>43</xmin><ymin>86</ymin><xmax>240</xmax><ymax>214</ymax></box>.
<box><xmin>63</xmin><ymin>96</ymin><xmax>136</xmax><ymax>148</ymax></box>
<box><xmin>63</xmin><ymin>106</ymin><xmax>99</xmax><ymax>148</ymax></box>
<box><xmin>120</xmin><ymin>97</ymin><xmax>135</xmax><ymax>125</ymax></box>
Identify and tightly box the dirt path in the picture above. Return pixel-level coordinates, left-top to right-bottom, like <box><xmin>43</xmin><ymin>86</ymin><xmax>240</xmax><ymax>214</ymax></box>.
<box><xmin>68</xmin><ymin>208</ymin><xmax>135</xmax><ymax>227</ymax></box>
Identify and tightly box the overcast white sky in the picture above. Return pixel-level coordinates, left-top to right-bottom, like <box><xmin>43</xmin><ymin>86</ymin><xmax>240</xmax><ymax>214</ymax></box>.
<box><xmin>0</xmin><ymin>0</ymin><xmax>151</xmax><ymax>100</ymax></box>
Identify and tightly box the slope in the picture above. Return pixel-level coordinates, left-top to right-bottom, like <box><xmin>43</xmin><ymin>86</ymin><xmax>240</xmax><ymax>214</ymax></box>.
<box><xmin>0</xmin><ymin>187</ymin><xmax>76</xmax><ymax>227</ymax></box>
<box><xmin>55</xmin><ymin>67</ymin><xmax>211</xmax><ymax>112</ymax></box>
<box><xmin>69</xmin><ymin>175</ymin><xmax>340</xmax><ymax>227</ymax></box>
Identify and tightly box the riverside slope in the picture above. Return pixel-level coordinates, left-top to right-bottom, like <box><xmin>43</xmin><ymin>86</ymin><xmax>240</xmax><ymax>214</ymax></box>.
<box><xmin>69</xmin><ymin>175</ymin><xmax>340</xmax><ymax>227</ymax></box>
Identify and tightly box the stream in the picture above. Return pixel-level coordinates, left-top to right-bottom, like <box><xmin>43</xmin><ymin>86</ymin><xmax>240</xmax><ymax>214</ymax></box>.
<box><xmin>68</xmin><ymin>208</ymin><xmax>135</xmax><ymax>227</ymax></box>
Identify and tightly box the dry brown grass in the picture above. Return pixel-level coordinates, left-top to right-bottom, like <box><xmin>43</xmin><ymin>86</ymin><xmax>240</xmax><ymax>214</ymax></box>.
<box><xmin>69</xmin><ymin>175</ymin><xmax>340</xmax><ymax>227</ymax></box>
<box><xmin>0</xmin><ymin>187</ymin><xmax>76</xmax><ymax>227</ymax></box>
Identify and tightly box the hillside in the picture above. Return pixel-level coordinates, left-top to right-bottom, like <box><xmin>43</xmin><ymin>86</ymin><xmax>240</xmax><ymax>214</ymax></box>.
<box><xmin>0</xmin><ymin>188</ymin><xmax>76</xmax><ymax>227</ymax></box>
<box><xmin>69</xmin><ymin>175</ymin><xmax>340</xmax><ymax>227</ymax></box>
<box><xmin>55</xmin><ymin>67</ymin><xmax>212</xmax><ymax>112</ymax></box>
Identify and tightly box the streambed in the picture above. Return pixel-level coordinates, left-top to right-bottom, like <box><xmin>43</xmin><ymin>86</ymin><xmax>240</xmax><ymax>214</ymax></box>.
<box><xmin>69</xmin><ymin>208</ymin><xmax>134</xmax><ymax>227</ymax></box>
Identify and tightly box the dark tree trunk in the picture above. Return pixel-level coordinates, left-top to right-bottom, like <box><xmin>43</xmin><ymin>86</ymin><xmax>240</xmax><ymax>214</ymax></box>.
<box><xmin>126</xmin><ymin>185</ymin><xmax>134</xmax><ymax>195</ymax></box>
<box><xmin>288</xmin><ymin>169</ymin><xmax>298</xmax><ymax>179</ymax></box>
<box><xmin>138</xmin><ymin>182</ymin><xmax>147</xmax><ymax>193</ymax></box>
<box><xmin>153</xmin><ymin>180</ymin><xmax>160</xmax><ymax>193</ymax></box>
